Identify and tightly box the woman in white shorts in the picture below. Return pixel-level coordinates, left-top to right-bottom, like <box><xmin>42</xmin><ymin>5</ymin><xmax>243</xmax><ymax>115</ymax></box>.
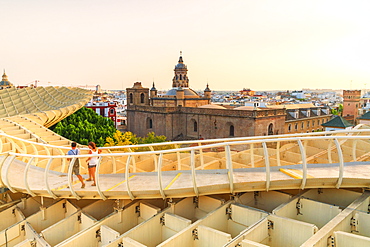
<box><xmin>86</xmin><ymin>141</ymin><xmax>101</xmax><ymax>186</ymax></box>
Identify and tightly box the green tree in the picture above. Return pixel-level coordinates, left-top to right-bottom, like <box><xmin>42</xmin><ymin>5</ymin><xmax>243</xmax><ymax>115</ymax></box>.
<box><xmin>331</xmin><ymin>104</ymin><xmax>343</xmax><ymax>116</ymax></box>
<box><xmin>338</xmin><ymin>104</ymin><xmax>343</xmax><ymax>116</ymax></box>
<box><xmin>137</xmin><ymin>132</ymin><xmax>167</xmax><ymax>144</ymax></box>
<box><xmin>138</xmin><ymin>132</ymin><xmax>173</xmax><ymax>151</ymax></box>
<box><xmin>50</xmin><ymin>107</ymin><xmax>116</xmax><ymax>147</ymax></box>
<box><xmin>105</xmin><ymin>131</ymin><xmax>172</xmax><ymax>151</ymax></box>
<box><xmin>105</xmin><ymin>131</ymin><xmax>137</xmax><ymax>148</ymax></box>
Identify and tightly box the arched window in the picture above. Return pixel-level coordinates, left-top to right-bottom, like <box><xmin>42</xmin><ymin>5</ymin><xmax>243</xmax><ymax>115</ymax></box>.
<box><xmin>229</xmin><ymin>125</ymin><xmax>235</xmax><ymax>136</ymax></box>
<box><xmin>140</xmin><ymin>93</ymin><xmax>145</xmax><ymax>103</ymax></box>
<box><xmin>268</xmin><ymin>123</ymin><xmax>273</xmax><ymax>135</ymax></box>
<box><xmin>147</xmin><ymin>118</ymin><xmax>153</xmax><ymax>129</ymax></box>
<box><xmin>129</xmin><ymin>93</ymin><xmax>133</xmax><ymax>104</ymax></box>
<box><xmin>180</xmin><ymin>74</ymin><xmax>182</xmax><ymax>80</ymax></box>
<box><xmin>288</xmin><ymin>124</ymin><xmax>291</xmax><ymax>132</ymax></box>
<box><xmin>295</xmin><ymin>123</ymin><xmax>298</xmax><ymax>130</ymax></box>
<box><xmin>193</xmin><ymin>120</ymin><xmax>197</xmax><ymax>132</ymax></box>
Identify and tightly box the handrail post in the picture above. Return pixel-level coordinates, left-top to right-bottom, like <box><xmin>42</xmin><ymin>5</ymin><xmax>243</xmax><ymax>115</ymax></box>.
<box><xmin>297</xmin><ymin>139</ymin><xmax>308</xmax><ymax>189</ymax></box>
<box><xmin>149</xmin><ymin>146</ymin><xmax>158</xmax><ymax>172</ymax></box>
<box><xmin>328</xmin><ymin>140</ymin><xmax>333</xmax><ymax>163</ymax></box>
<box><xmin>262</xmin><ymin>142</ymin><xmax>270</xmax><ymax>191</ymax></box>
<box><xmin>154</xmin><ymin>154</ymin><xmax>158</xmax><ymax>172</ymax></box>
<box><xmin>107</xmin><ymin>149</ymin><xmax>117</xmax><ymax>173</ymax></box>
<box><xmin>225</xmin><ymin>145</ymin><xmax>234</xmax><ymax>194</ymax></box>
<box><xmin>190</xmin><ymin>150</ymin><xmax>199</xmax><ymax>197</ymax></box>
<box><xmin>44</xmin><ymin>158</ymin><xmax>58</xmax><ymax>199</ymax></box>
<box><xmin>276</xmin><ymin>141</ymin><xmax>281</xmax><ymax>166</ymax></box>
<box><xmin>157</xmin><ymin>153</ymin><xmax>166</xmax><ymax>199</ymax></box>
<box><xmin>58</xmin><ymin>148</ymin><xmax>66</xmax><ymax>173</ymax></box>
<box><xmin>198</xmin><ymin>142</ymin><xmax>204</xmax><ymax>169</ymax></box>
<box><xmin>95</xmin><ymin>157</ymin><xmax>106</xmax><ymax>200</ymax></box>
<box><xmin>3</xmin><ymin>155</ymin><xmax>17</xmax><ymax>193</ymax></box>
<box><xmin>352</xmin><ymin>139</ymin><xmax>357</xmax><ymax>161</ymax></box>
<box><xmin>334</xmin><ymin>138</ymin><xmax>344</xmax><ymax>188</ymax></box>
<box><xmin>175</xmin><ymin>144</ymin><xmax>181</xmax><ymax>170</ymax></box>
<box><xmin>128</xmin><ymin>148</ymin><xmax>136</xmax><ymax>173</ymax></box>
<box><xmin>29</xmin><ymin>143</ymin><xmax>39</xmax><ymax>168</ymax></box>
<box><xmin>250</xmin><ymin>143</ymin><xmax>255</xmax><ymax>167</ymax></box>
<box><xmin>125</xmin><ymin>156</ymin><xmax>135</xmax><ymax>200</ymax></box>
<box><xmin>0</xmin><ymin>153</ymin><xmax>10</xmax><ymax>188</ymax></box>
<box><xmin>24</xmin><ymin>157</ymin><xmax>37</xmax><ymax>197</ymax></box>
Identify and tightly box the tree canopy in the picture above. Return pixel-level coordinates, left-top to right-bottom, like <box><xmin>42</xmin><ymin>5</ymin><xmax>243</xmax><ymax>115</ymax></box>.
<box><xmin>50</xmin><ymin>107</ymin><xmax>169</xmax><ymax>148</ymax></box>
<box><xmin>50</xmin><ymin>107</ymin><xmax>116</xmax><ymax>146</ymax></box>
<box><xmin>105</xmin><ymin>131</ymin><xmax>171</xmax><ymax>150</ymax></box>
<box><xmin>331</xmin><ymin>104</ymin><xmax>343</xmax><ymax>116</ymax></box>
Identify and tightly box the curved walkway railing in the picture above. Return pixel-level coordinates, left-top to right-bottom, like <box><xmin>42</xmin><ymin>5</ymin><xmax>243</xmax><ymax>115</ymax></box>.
<box><xmin>2</xmin><ymin>127</ymin><xmax>370</xmax><ymax>152</ymax></box>
<box><xmin>1</xmin><ymin>131</ymin><xmax>370</xmax><ymax>200</ymax></box>
<box><xmin>1</xmin><ymin>127</ymin><xmax>370</xmax><ymax>173</ymax></box>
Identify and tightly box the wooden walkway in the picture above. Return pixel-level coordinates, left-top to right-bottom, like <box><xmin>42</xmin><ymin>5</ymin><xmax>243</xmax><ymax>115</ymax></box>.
<box><xmin>2</xmin><ymin>156</ymin><xmax>370</xmax><ymax>200</ymax></box>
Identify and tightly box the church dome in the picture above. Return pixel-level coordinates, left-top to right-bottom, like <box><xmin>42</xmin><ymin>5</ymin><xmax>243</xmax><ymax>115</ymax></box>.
<box><xmin>150</xmin><ymin>82</ymin><xmax>157</xmax><ymax>91</ymax></box>
<box><xmin>166</xmin><ymin>88</ymin><xmax>198</xmax><ymax>96</ymax></box>
<box><xmin>175</xmin><ymin>63</ymin><xmax>186</xmax><ymax>69</ymax></box>
<box><xmin>175</xmin><ymin>56</ymin><xmax>187</xmax><ymax>69</ymax></box>
<box><xmin>0</xmin><ymin>70</ymin><xmax>13</xmax><ymax>87</ymax></box>
<box><xmin>0</xmin><ymin>80</ymin><xmax>11</xmax><ymax>86</ymax></box>
<box><xmin>204</xmin><ymin>84</ymin><xmax>211</xmax><ymax>92</ymax></box>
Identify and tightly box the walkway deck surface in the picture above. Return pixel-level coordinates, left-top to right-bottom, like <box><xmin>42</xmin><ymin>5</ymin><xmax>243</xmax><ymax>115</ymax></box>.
<box><xmin>3</xmin><ymin>157</ymin><xmax>370</xmax><ymax>200</ymax></box>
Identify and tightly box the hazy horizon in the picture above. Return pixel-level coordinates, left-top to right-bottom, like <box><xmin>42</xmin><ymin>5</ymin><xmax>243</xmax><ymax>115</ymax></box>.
<box><xmin>2</xmin><ymin>0</ymin><xmax>370</xmax><ymax>91</ymax></box>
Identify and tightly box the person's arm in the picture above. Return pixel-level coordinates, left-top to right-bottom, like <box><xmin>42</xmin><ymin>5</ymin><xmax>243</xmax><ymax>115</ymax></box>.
<box><xmin>67</xmin><ymin>151</ymin><xmax>71</xmax><ymax>162</ymax></box>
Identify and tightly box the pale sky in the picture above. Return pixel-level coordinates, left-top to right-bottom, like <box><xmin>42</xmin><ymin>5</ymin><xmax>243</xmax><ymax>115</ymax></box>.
<box><xmin>1</xmin><ymin>0</ymin><xmax>370</xmax><ymax>91</ymax></box>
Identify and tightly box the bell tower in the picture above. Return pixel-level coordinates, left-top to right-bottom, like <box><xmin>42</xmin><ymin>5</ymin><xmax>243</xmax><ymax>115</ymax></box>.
<box><xmin>172</xmin><ymin>51</ymin><xmax>189</xmax><ymax>88</ymax></box>
<box><xmin>126</xmin><ymin>82</ymin><xmax>149</xmax><ymax>108</ymax></box>
<box><xmin>2</xmin><ymin>70</ymin><xmax>8</xmax><ymax>81</ymax></box>
<box><xmin>0</xmin><ymin>69</ymin><xmax>14</xmax><ymax>89</ymax></box>
<box><xmin>342</xmin><ymin>90</ymin><xmax>361</xmax><ymax>124</ymax></box>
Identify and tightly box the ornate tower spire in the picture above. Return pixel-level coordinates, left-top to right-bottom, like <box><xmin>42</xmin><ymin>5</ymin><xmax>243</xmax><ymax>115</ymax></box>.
<box><xmin>151</xmin><ymin>81</ymin><xmax>157</xmax><ymax>91</ymax></box>
<box><xmin>172</xmin><ymin>52</ymin><xmax>189</xmax><ymax>88</ymax></box>
<box><xmin>150</xmin><ymin>81</ymin><xmax>157</xmax><ymax>99</ymax></box>
<box><xmin>2</xmin><ymin>69</ymin><xmax>8</xmax><ymax>81</ymax></box>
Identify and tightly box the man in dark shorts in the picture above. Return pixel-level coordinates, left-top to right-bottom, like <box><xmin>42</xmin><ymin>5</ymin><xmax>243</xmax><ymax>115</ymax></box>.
<box><xmin>67</xmin><ymin>142</ymin><xmax>85</xmax><ymax>188</ymax></box>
